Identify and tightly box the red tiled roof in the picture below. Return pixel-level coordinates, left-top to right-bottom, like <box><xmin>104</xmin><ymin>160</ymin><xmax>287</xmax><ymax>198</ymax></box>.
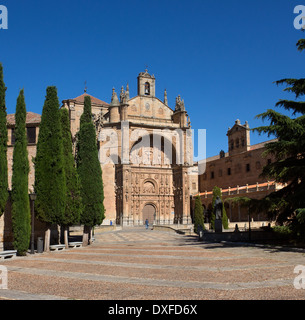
<box><xmin>249</xmin><ymin>139</ymin><xmax>278</xmax><ymax>151</ymax></box>
<box><xmin>7</xmin><ymin>112</ymin><xmax>41</xmax><ymax>126</ymax></box>
<box><xmin>72</xmin><ymin>93</ymin><xmax>109</xmax><ymax>106</ymax></box>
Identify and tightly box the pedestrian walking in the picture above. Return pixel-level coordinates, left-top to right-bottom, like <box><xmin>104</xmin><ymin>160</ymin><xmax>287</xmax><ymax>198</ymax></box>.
<box><xmin>145</xmin><ymin>219</ymin><xmax>149</xmax><ymax>230</ymax></box>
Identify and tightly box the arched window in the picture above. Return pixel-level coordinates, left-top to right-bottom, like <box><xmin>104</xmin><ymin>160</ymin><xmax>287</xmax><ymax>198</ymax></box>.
<box><xmin>145</xmin><ymin>82</ymin><xmax>150</xmax><ymax>95</ymax></box>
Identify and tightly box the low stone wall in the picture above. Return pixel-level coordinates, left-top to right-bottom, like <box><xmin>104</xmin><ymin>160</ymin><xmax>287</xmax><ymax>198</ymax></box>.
<box><xmin>69</xmin><ymin>224</ymin><xmax>119</xmax><ymax>236</ymax></box>
<box><xmin>95</xmin><ymin>225</ymin><xmax>118</xmax><ymax>233</ymax></box>
<box><xmin>203</xmin><ymin>221</ymin><xmax>275</xmax><ymax>231</ymax></box>
<box><xmin>153</xmin><ymin>224</ymin><xmax>194</xmax><ymax>235</ymax></box>
<box><xmin>199</xmin><ymin>230</ymin><xmax>281</xmax><ymax>243</ymax></box>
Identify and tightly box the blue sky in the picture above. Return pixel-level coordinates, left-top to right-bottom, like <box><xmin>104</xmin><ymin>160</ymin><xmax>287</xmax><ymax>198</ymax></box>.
<box><xmin>0</xmin><ymin>0</ymin><xmax>303</xmax><ymax>158</ymax></box>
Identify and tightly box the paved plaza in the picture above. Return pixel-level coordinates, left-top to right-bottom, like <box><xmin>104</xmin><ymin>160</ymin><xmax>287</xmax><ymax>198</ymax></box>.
<box><xmin>0</xmin><ymin>227</ymin><xmax>305</xmax><ymax>300</ymax></box>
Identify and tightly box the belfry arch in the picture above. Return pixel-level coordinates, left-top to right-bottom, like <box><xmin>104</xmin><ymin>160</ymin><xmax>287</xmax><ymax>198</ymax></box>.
<box><xmin>129</xmin><ymin>131</ymin><xmax>181</xmax><ymax>167</ymax></box>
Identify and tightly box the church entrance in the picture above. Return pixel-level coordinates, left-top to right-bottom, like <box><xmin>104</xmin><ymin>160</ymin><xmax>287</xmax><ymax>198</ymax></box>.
<box><xmin>142</xmin><ymin>204</ymin><xmax>156</xmax><ymax>225</ymax></box>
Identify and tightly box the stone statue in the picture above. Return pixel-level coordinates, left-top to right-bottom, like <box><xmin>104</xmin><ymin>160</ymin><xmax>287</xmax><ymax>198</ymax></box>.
<box><xmin>92</xmin><ymin>112</ymin><xmax>104</xmax><ymax>138</ymax></box>
<box><xmin>214</xmin><ymin>196</ymin><xmax>223</xmax><ymax>220</ymax></box>
<box><xmin>120</xmin><ymin>86</ymin><xmax>125</xmax><ymax>103</ymax></box>
<box><xmin>175</xmin><ymin>95</ymin><xmax>185</xmax><ymax>111</ymax></box>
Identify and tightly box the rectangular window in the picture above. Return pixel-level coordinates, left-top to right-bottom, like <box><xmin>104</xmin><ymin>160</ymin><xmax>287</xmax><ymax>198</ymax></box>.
<box><xmin>256</xmin><ymin>161</ymin><xmax>261</xmax><ymax>169</ymax></box>
<box><xmin>246</xmin><ymin>163</ymin><xmax>250</xmax><ymax>172</ymax></box>
<box><xmin>211</xmin><ymin>171</ymin><xmax>214</xmax><ymax>179</ymax></box>
<box><xmin>227</xmin><ymin>168</ymin><xmax>231</xmax><ymax>176</ymax></box>
<box><xmin>27</xmin><ymin>127</ymin><xmax>36</xmax><ymax>144</ymax></box>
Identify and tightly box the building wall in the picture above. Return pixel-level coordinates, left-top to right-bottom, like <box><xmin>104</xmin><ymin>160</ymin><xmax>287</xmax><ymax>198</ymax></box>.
<box><xmin>7</xmin><ymin>121</ymin><xmax>39</xmax><ymax>190</ymax></box>
<box><xmin>7</xmin><ymin>144</ymin><xmax>37</xmax><ymax>191</ymax></box>
<box><xmin>198</xmin><ymin>182</ymin><xmax>280</xmax><ymax>223</ymax></box>
<box><xmin>197</xmin><ymin>120</ymin><xmax>278</xmax><ymax>223</ymax></box>
<box><xmin>199</xmin><ymin>144</ymin><xmax>274</xmax><ymax>192</ymax></box>
<box><xmin>2</xmin><ymin>120</ymin><xmax>41</xmax><ymax>250</ymax></box>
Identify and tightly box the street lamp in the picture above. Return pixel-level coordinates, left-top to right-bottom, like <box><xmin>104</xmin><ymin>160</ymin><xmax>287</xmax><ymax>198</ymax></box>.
<box><xmin>29</xmin><ymin>192</ymin><xmax>37</xmax><ymax>254</ymax></box>
<box><xmin>248</xmin><ymin>207</ymin><xmax>251</xmax><ymax>242</ymax></box>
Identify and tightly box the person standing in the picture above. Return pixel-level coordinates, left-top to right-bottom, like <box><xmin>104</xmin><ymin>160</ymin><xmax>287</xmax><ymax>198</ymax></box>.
<box><xmin>145</xmin><ymin>219</ymin><xmax>149</xmax><ymax>230</ymax></box>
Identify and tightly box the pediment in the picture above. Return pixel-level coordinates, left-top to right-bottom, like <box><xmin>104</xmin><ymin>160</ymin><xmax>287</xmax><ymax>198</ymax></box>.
<box><xmin>127</xmin><ymin>96</ymin><xmax>173</xmax><ymax>120</ymax></box>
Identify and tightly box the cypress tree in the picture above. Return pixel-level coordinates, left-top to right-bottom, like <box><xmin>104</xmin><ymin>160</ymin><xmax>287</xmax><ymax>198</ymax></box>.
<box><xmin>34</xmin><ymin>86</ymin><xmax>66</xmax><ymax>251</ymax></box>
<box><xmin>76</xmin><ymin>96</ymin><xmax>104</xmax><ymax>245</ymax></box>
<box><xmin>0</xmin><ymin>63</ymin><xmax>8</xmax><ymax>215</ymax></box>
<box><xmin>60</xmin><ymin>108</ymin><xmax>82</xmax><ymax>248</ymax></box>
<box><xmin>11</xmin><ymin>90</ymin><xmax>31</xmax><ymax>255</ymax></box>
<box><xmin>194</xmin><ymin>196</ymin><xmax>205</xmax><ymax>234</ymax></box>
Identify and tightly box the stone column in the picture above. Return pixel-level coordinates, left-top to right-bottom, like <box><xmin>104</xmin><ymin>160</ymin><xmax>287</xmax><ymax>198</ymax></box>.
<box><xmin>122</xmin><ymin>165</ymin><xmax>131</xmax><ymax>226</ymax></box>
<box><xmin>182</xmin><ymin>168</ymin><xmax>191</xmax><ymax>225</ymax></box>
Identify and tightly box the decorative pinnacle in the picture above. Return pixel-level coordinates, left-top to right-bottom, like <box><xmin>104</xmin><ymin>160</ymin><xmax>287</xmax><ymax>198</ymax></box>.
<box><xmin>164</xmin><ymin>89</ymin><xmax>168</xmax><ymax>105</ymax></box>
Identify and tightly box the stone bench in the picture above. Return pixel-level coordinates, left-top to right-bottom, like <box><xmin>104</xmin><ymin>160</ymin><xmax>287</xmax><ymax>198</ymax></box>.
<box><xmin>49</xmin><ymin>244</ymin><xmax>66</xmax><ymax>251</ymax></box>
<box><xmin>68</xmin><ymin>242</ymin><xmax>82</xmax><ymax>248</ymax></box>
<box><xmin>0</xmin><ymin>250</ymin><xmax>17</xmax><ymax>259</ymax></box>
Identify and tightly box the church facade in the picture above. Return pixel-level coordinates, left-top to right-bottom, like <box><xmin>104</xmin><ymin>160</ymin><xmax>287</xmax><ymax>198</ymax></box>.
<box><xmin>62</xmin><ymin>70</ymin><xmax>198</xmax><ymax>226</ymax></box>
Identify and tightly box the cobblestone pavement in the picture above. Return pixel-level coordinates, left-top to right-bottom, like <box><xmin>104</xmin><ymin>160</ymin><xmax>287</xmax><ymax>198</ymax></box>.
<box><xmin>0</xmin><ymin>227</ymin><xmax>305</xmax><ymax>300</ymax></box>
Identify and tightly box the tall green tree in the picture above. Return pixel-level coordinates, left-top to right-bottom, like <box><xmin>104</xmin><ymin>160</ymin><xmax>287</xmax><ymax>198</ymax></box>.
<box><xmin>34</xmin><ymin>86</ymin><xmax>66</xmax><ymax>251</ymax></box>
<box><xmin>211</xmin><ymin>186</ymin><xmax>229</xmax><ymax>230</ymax></box>
<box><xmin>0</xmin><ymin>63</ymin><xmax>8</xmax><ymax>215</ymax></box>
<box><xmin>60</xmin><ymin>108</ymin><xmax>82</xmax><ymax>248</ymax></box>
<box><xmin>76</xmin><ymin>96</ymin><xmax>104</xmax><ymax>245</ymax></box>
<box><xmin>193</xmin><ymin>196</ymin><xmax>205</xmax><ymax>234</ymax></box>
<box><xmin>11</xmin><ymin>90</ymin><xmax>31</xmax><ymax>255</ymax></box>
<box><xmin>254</xmin><ymin>35</ymin><xmax>305</xmax><ymax>230</ymax></box>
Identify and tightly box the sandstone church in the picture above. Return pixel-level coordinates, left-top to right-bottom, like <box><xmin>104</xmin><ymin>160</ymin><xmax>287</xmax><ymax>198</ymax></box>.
<box><xmin>3</xmin><ymin>70</ymin><xmax>277</xmax><ymax>246</ymax></box>
<box><xmin>5</xmin><ymin>70</ymin><xmax>197</xmax><ymax>233</ymax></box>
<box><xmin>61</xmin><ymin>70</ymin><xmax>198</xmax><ymax>226</ymax></box>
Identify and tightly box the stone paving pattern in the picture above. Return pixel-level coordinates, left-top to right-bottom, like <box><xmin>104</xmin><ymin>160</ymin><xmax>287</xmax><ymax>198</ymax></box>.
<box><xmin>0</xmin><ymin>228</ymin><xmax>305</xmax><ymax>300</ymax></box>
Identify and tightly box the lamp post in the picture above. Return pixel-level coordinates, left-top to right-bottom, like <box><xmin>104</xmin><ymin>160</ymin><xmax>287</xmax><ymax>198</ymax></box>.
<box><xmin>29</xmin><ymin>193</ymin><xmax>37</xmax><ymax>254</ymax></box>
<box><xmin>248</xmin><ymin>207</ymin><xmax>251</xmax><ymax>242</ymax></box>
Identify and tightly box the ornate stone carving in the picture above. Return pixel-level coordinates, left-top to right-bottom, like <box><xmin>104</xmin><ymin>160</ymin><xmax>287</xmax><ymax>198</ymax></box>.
<box><xmin>143</xmin><ymin>181</ymin><xmax>155</xmax><ymax>194</ymax></box>
<box><xmin>93</xmin><ymin>112</ymin><xmax>104</xmax><ymax>136</ymax></box>
<box><xmin>175</xmin><ymin>95</ymin><xmax>185</xmax><ymax>112</ymax></box>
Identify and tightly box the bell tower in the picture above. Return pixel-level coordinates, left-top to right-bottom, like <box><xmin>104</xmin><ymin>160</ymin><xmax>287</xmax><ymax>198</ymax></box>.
<box><xmin>227</xmin><ymin>119</ymin><xmax>250</xmax><ymax>156</ymax></box>
<box><xmin>137</xmin><ymin>69</ymin><xmax>156</xmax><ymax>97</ymax></box>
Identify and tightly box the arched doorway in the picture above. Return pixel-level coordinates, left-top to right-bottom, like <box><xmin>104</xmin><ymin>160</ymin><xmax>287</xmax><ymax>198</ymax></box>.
<box><xmin>142</xmin><ymin>204</ymin><xmax>156</xmax><ymax>225</ymax></box>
